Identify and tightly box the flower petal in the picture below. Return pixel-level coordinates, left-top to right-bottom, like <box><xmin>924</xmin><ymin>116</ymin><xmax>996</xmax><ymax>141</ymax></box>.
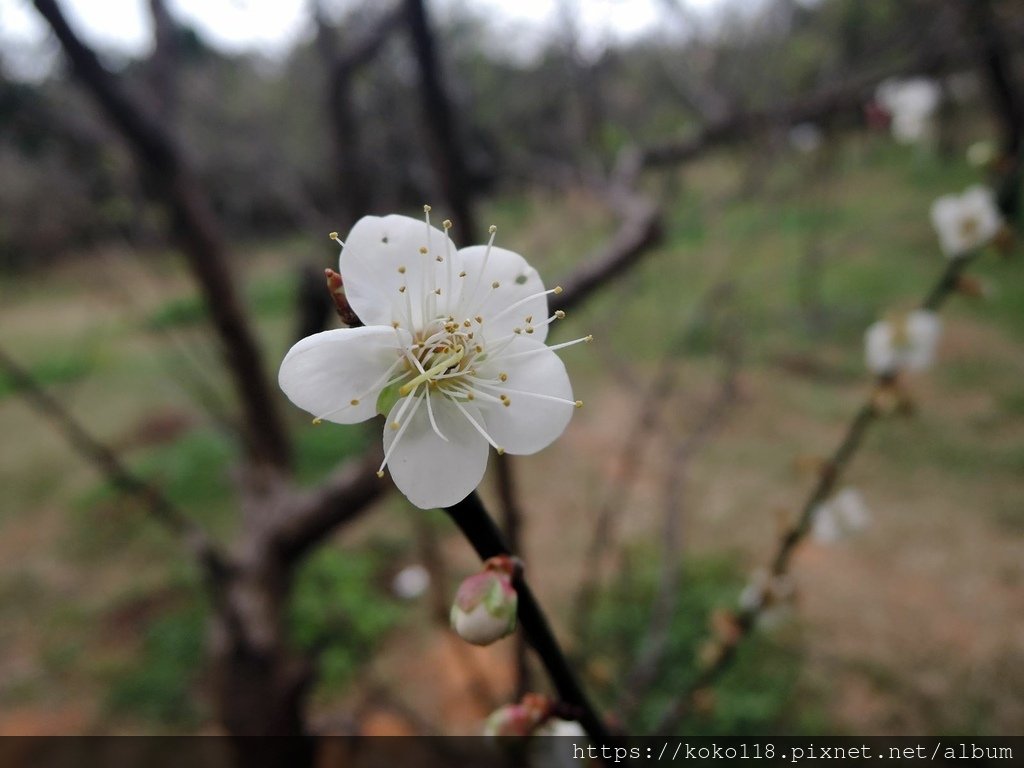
<box><xmin>476</xmin><ymin>336</ymin><xmax>574</xmax><ymax>455</ymax></box>
<box><xmin>454</xmin><ymin>245</ymin><xmax>549</xmax><ymax>342</ymax></box>
<box><xmin>279</xmin><ymin>326</ymin><xmax>407</xmax><ymax>424</ymax></box>
<box><xmin>383</xmin><ymin>393</ymin><xmax>488</xmax><ymax>509</ymax></box>
<box><xmin>340</xmin><ymin>214</ymin><xmax>461</xmax><ymax>328</ymax></box>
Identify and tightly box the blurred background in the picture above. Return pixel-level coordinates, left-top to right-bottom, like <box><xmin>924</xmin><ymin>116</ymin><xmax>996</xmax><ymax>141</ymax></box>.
<box><xmin>0</xmin><ymin>0</ymin><xmax>1022</xmax><ymax>739</ymax></box>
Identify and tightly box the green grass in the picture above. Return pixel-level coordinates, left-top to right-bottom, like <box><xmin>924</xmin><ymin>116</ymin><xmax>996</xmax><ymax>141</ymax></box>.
<box><xmin>289</xmin><ymin>546</ymin><xmax>404</xmax><ymax>693</ymax></box>
<box><xmin>587</xmin><ymin>554</ymin><xmax>828</xmax><ymax>736</ymax></box>
<box><xmin>105</xmin><ymin>599</ymin><xmax>207</xmax><ymax>728</ymax></box>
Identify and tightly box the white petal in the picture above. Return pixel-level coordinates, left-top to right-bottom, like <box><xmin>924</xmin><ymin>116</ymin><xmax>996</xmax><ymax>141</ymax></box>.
<box><xmin>279</xmin><ymin>326</ymin><xmax>407</xmax><ymax>424</ymax></box>
<box><xmin>864</xmin><ymin>320</ymin><xmax>897</xmax><ymax>375</ymax></box>
<box><xmin>383</xmin><ymin>393</ymin><xmax>488</xmax><ymax>509</ymax></box>
<box><xmin>339</xmin><ymin>214</ymin><xmax>462</xmax><ymax>329</ymax></box>
<box><xmin>904</xmin><ymin>310</ymin><xmax>941</xmax><ymax>370</ymax></box>
<box><xmin>454</xmin><ymin>245</ymin><xmax>549</xmax><ymax>342</ymax></box>
<box><xmin>476</xmin><ymin>336</ymin><xmax>574</xmax><ymax>455</ymax></box>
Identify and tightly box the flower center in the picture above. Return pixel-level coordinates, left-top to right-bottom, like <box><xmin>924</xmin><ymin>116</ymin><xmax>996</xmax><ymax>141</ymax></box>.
<box><xmin>400</xmin><ymin>322</ymin><xmax>474</xmax><ymax>396</ymax></box>
<box><xmin>959</xmin><ymin>215</ymin><xmax>979</xmax><ymax>239</ymax></box>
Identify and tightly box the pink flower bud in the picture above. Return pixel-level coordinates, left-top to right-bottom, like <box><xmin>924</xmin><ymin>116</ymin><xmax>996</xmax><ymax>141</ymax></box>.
<box><xmin>483</xmin><ymin>693</ymin><xmax>553</xmax><ymax>736</ymax></box>
<box><xmin>450</xmin><ymin>555</ymin><xmax>518</xmax><ymax>646</ymax></box>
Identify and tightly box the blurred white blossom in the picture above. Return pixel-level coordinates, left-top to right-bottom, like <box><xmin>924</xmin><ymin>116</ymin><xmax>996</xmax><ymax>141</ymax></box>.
<box><xmin>930</xmin><ymin>185</ymin><xmax>1003</xmax><ymax>258</ymax></box>
<box><xmin>391</xmin><ymin>564</ymin><xmax>431</xmax><ymax>600</ymax></box>
<box><xmin>864</xmin><ymin>310</ymin><xmax>942</xmax><ymax>375</ymax></box>
<box><xmin>875</xmin><ymin>77</ymin><xmax>941</xmax><ymax>144</ymax></box>
<box><xmin>812</xmin><ymin>488</ymin><xmax>871</xmax><ymax>544</ymax></box>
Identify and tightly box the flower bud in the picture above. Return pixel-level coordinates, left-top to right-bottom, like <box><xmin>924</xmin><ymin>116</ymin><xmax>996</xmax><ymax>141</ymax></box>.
<box><xmin>450</xmin><ymin>555</ymin><xmax>518</xmax><ymax>646</ymax></box>
<box><xmin>484</xmin><ymin>693</ymin><xmax>552</xmax><ymax>736</ymax></box>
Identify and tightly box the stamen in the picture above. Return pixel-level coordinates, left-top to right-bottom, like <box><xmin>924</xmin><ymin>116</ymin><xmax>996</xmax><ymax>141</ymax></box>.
<box><xmin>474</xmin><ymin>379</ymin><xmax>581</xmax><ymax>408</ymax></box>
<box><xmin>329</xmin><ymin>232</ymin><xmax>344</xmax><ymax>247</ymax></box>
<box><xmin>447</xmin><ymin>394</ymin><xmax>503</xmax><ymax>453</ymax></box>
<box><xmin>311</xmin><ymin>356</ymin><xmax>406</xmax><ymax>422</ymax></box>
<box><xmin>424</xmin><ymin>387</ymin><xmax>448</xmax><ymax>442</ymax></box>
<box><xmin>497</xmin><ymin>335</ymin><xmax>593</xmax><ymax>360</ymax></box>
<box><xmin>488</xmin><ymin>286</ymin><xmax>563</xmax><ymax>324</ymax></box>
<box><xmin>377</xmin><ymin>392</ymin><xmax>426</xmax><ymax>477</ymax></box>
<box><xmin>399</xmin><ymin>346</ymin><xmax>466</xmax><ymax>395</ymax></box>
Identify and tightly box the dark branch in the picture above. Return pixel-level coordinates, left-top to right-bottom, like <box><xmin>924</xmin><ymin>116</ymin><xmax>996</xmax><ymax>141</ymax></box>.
<box><xmin>444</xmin><ymin>492</ymin><xmax>612</xmax><ymax>743</ymax></box>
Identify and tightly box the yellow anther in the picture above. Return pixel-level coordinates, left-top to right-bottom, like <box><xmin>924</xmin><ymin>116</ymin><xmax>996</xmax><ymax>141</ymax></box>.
<box><xmin>328</xmin><ymin>231</ymin><xmax>339</xmax><ymax>240</ymax></box>
<box><xmin>350</xmin><ymin>399</ymin><xmax>360</xmax><ymax>406</ymax></box>
<box><xmin>312</xmin><ymin>418</ymin><xmax>322</xmax><ymax>425</ymax></box>
<box><xmin>525</xmin><ymin>315</ymin><xmax>533</xmax><ymax>323</ymax></box>
<box><xmin>497</xmin><ymin>447</ymin><xmax>505</xmax><ymax>455</ymax></box>
<box><xmin>419</xmin><ymin>246</ymin><xmax>428</xmax><ymax>254</ymax></box>
<box><xmin>499</xmin><ymin>373</ymin><xmax>508</xmax><ymax>382</ymax></box>
<box><xmin>488</xmin><ymin>224</ymin><xmax>497</xmax><ymax>234</ymax></box>
<box><xmin>376</xmin><ymin>470</ymin><xmax>385</xmax><ymax>478</ymax></box>
<box><xmin>436</xmin><ymin>255</ymin><xmax>443</xmax><ymax>262</ymax></box>
<box><xmin>526</xmin><ymin>327</ymin><xmax>534</xmax><ymax>334</ymax></box>
<box><xmin>423</xmin><ymin>204</ymin><xmax>432</xmax><ymax>213</ymax></box>
<box><xmin>392</xmin><ymin>321</ymin><xmax>400</xmax><ymax>328</ymax></box>
<box><xmin>553</xmin><ymin>286</ymin><xmax>563</xmax><ymax>294</ymax></box>
<box><xmin>586</xmin><ymin>334</ymin><xmax>594</xmax><ymax>342</ymax></box>
<box><xmin>399</xmin><ymin>286</ymin><xmax>407</xmax><ymax>293</ymax></box>
<box><xmin>513</xmin><ymin>327</ymin><xmax>522</xmax><ymax>334</ymax></box>
<box><xmin>398</xmin><ymin>266</ymin><xmax>406</xmax><ymax>274</ymax></box>
<box><xmin>467</xmin><ymin>393</ymin><xmax>475</xmax><ymax>400</ymax></box>
<box><xmin>555</xmin><ymin>310</ymin><xmax>566</xmax><ymax>319</ymax></box>
<box><xmin>443</xmin><ymin>219</ymin><xmax>453</xmax><ymax>230</ymax></box>
<box><xmin>475</xmin><ymin>345</ymin><xmax>483</xmax><ymax>353</ymax></box>
<box><xmin>434</xmin><ymin>288</ymin><xmax>442</xmax><ymax>295</ymax></box>
<box><xmin>391</xmin><ymin>421</ymin><xmax>400</xmax><ymax>430</ymax></box>
<box><xmin>475</xmin><ymin>315</ymin><xmax>483</xmax><ymax>323</ymax></box>
<box><xmin>575</xmin><ymin>400</ymin><xmax>583</xmax><ymax>408</ymax></box>
<box><xmin>459</xmin><ymin>271</ymin><xmax>467</xmax><ymax>277</ymax></box>
<box><xmin>491</xmin><ymin>281</ymin><xmax>500</xmax><ymax>289</ymax></box>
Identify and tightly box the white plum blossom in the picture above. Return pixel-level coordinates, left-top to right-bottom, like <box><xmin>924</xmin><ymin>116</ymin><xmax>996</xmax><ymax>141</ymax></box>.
<box><xmin>874</xmin><ymin>77</ymin><xmax>941</xmax><ymax>144</ymax></box>
<box><xmin>864</xmin><ymin>310</ymin><xmax>942</xmax><ymax>376</ymax></box>
<box><xmin>811</xmin><ymin>488</ymin><xmax>871</xmax><ymax>544</ymax></box>
<box><xmin>278</xmin><ymin>211</ymin><xmax>588</xmax><ymax>509</ymax></box>
<box><xmin>930</xmin><ymin>185</ymin><xmax>1003</xmax><ymax>258</ymax></box>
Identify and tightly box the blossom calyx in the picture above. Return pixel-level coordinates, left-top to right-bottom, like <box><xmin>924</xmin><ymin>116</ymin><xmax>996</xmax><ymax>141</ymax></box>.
<box><xmin>450</xmin><ymin>555</ymin><xmax>520</xmax><ymax>646</ymax></box>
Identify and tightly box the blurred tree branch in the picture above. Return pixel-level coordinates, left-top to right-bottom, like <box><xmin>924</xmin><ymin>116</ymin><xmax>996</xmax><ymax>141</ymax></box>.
<box><xmin>33</xmin><ymin>0</ymin><xmax>291</xmax><ymax>470</ymax></box>
<box><xmin>0</xmin><ymin>345</ymin><xmax>227</xmax><ymax>577</ymax></box>
<box><xmin>314</xmin><ymin>2</ymin><xmax>404</xmax><ymax>228</ymax></box>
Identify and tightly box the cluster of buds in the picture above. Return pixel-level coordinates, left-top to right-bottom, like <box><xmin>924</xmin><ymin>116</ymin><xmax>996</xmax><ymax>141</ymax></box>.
<box><xmin>450</xmin><ymin>555</ymin><xmax>520</xmax><ymax>646</ymax></box>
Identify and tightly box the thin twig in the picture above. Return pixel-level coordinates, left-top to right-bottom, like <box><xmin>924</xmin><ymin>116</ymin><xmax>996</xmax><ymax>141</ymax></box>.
<box><xmin>653</xmin><ymin>252</ymin><xmax>981</xmax><ymax>735</ymax></box>
<box><xmin>572</xmin><ymin>282</ymin><xmax>734</xmax><ymax>642</ymax></box>
<box><xmin>0</xmin><ymin>345</ymin><xmax>226</xmax><ymax>574</ymax></box>
<box><xmin>617</xmin><ymin>323</ymin><xmax>741</xmax><ymax>721</ymax></box>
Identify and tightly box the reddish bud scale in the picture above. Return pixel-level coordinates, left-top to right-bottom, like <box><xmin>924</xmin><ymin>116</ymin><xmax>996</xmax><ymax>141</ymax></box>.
<box><xmin>324</xmin><ymin>268</ymin><xmax>363</xmax><ymax>327</ymax></box>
